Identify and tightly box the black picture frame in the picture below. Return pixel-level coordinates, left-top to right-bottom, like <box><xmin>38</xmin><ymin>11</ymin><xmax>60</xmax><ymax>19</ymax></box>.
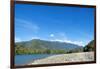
<box><xmin>10</xmin><ymin>0</ymin><xmax>96</xmax><ymax>68</ymax></box>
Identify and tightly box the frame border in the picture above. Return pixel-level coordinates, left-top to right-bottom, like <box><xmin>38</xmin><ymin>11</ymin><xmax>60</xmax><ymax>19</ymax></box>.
<box><xmin>10</xmin><ymin>0</ymin><xmax>96</xmax><ymax>68</ymax></box>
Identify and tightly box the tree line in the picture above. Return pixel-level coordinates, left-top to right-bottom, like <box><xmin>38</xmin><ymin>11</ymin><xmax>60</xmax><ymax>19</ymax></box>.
<box><xmin>15</xmin><ymin>40</ymin><xmax>94</xmax><ymax>55</ymax></box>
<box><xmin>15</xmin><ymin>45</ymin><xmax>83</xmax><ymax>55</ymax></box>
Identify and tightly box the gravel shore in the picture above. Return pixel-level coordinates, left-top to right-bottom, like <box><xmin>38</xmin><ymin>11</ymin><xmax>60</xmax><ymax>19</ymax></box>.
<box><xmin>30</xmin><ymin>52</ymin><xmax>94</xmax><ymax>65</ymax></box>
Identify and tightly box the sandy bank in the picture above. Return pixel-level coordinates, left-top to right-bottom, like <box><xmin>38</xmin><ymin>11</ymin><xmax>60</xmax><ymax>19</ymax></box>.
<box><xmin>29</xmin><ymin>52</ymin><xmax>94</xmax><ymax>65</ymax></box>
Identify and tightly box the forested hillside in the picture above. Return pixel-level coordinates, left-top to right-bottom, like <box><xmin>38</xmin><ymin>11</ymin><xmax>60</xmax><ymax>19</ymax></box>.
<box><xmin>84</xmin><ymin>40</ymin><xmax>94</xmax><ymax>52</ymax></box>
<box><xmin>15</xmin><ymin>39</ymin><xmax>83</xmax><ymax>55</ymax></box>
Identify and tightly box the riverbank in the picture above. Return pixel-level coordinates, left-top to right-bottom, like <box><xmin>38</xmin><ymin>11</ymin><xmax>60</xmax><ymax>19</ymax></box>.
<box><xmin>30</xmin><ymin>52</ymin><xmax>94</xmax><ymax>65</ymax></box>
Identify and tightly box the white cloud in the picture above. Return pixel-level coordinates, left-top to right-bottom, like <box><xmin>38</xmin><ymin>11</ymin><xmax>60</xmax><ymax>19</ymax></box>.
<box><xmin>50</xmin><ymin>34</ymin><xmax>54</xmax><ymax>37</ymax></box>
<box><xmin>32</xmin><ymin>36</ymin><xmax>40</xmax><ymax>39</ymax></box>
<box><xmin>15</xmin><ymin>18</ymin><xmax>39</xmax><ymax>33</ymax></box>
<box><xmin>64</xmin><ymin>40</ymin><xmax>84</xmax><ymax>46</ymax></box>
<box><xmin>49</xmin><ymin>32</ymin><xmax>84</xmax><ymax>46</ymax></box>
<box><xmin>50</xmin><ymin>39</ymin><xmax>84</xmax><ymax>46</ymax></box>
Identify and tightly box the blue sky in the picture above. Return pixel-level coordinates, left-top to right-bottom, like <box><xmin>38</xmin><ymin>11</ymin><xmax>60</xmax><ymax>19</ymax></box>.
<box><xmin>15</xmin><ymin>4</ymin><xmax>95</xmax><ymax>46</ymax></box>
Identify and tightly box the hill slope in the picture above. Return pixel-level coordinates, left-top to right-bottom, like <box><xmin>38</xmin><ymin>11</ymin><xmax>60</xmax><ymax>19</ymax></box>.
<box><xmin>84</xmin><ymin>40</ymin><xmax>94</xmax><ymax>52</ymax></box>
<box><xmin>15</xmin><ymin>39</ymin><xmax>83</xmax><ymax>54</ymax></box>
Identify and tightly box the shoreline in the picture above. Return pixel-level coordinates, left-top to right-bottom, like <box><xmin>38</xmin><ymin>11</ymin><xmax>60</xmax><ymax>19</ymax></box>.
<box><xmin>28</xmin><ymin>52</ymin><xmax>94</xmax><ymax>65</ymax></box>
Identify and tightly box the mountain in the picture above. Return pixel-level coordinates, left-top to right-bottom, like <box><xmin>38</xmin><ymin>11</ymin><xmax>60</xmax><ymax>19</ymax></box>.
<box><xmin>15</xmin><ymin>39</ymin><xmax>83</xmax><ymax>54</ymax></box>
<box><xmin>84</xmin><ymin>40</ymin><xmax>94</xmax><ymax>52</ymax></box>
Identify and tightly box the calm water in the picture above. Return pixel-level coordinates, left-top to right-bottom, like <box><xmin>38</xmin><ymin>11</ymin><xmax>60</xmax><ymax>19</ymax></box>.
<box><xmin>15</xmin><ymin>54</ymin><xmax>55</xmax><ymax>65</ymax></box>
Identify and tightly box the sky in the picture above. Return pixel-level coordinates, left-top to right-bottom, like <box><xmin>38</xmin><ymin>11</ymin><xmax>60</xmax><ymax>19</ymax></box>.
<box><xmin>15</xmin><ymin>4</ymin><xmax>95</xmax><ymax>46</ymax></box>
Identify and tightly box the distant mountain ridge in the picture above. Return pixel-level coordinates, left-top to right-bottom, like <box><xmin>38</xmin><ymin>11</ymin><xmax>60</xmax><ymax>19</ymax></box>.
<box><xmin>15</xmin><ymin>39</ymin><xmax>82</xmax><ymax>50</ymax></box>
<box><xmin>15</xmin><ymin>39</ymin><xmax>83</xmax><ymax>54</ymax></box>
